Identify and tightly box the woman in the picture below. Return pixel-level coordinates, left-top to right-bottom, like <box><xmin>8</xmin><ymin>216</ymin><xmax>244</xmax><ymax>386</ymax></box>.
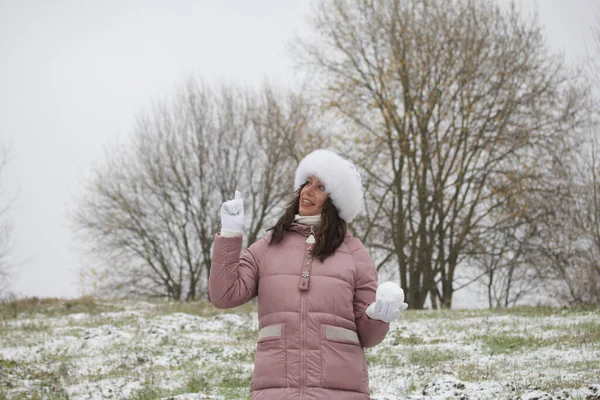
<box><xmin>209</xmin><ymin>149</ymin><xmax>407</xmax><ymax>400</ymax></box>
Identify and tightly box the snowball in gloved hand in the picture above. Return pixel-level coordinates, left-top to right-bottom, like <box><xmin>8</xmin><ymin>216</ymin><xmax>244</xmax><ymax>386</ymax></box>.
<box><xmin>376</xmin><ymin>281</ymin><xmax>405</xmax><ymax>304</ymax></box>
<box><xmin>366</xmin><ymin>281</ymin><xmax>408</xmax><ymax>322</ymax></box>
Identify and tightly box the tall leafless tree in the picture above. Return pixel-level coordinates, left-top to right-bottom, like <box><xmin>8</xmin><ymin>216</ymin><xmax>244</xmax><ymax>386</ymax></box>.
<box><xmin>528</xmin><ymin>18</ymin><xmax>600</xmax><ymax>307</ymax></box>
<box><xmin>0</xmin><ymin>143</ymin><xmax>13</xmax><ymax>296</ymax></box>
<box><xmin>74</xmin><ymin>78</ymin><xmax>323</xmax><ymax>301</ymax></box>
<box><xmin>295</xmin><ymin>0</ymin><xmax>587</xmax><ymax>308</ymax></box>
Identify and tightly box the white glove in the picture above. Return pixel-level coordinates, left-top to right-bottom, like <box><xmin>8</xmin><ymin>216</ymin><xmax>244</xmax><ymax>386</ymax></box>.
<box><xmin>365</xmin><ymin>281</ymin><xmax>408</xmax><ymax>323</ymax></box>
<box><xmin>220</xmin><ymin>190</ymin><xmax>244</xmax><ymax>232</ymax></box>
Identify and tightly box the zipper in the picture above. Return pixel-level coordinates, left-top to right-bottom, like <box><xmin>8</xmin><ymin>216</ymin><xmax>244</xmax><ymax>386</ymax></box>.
<box><xmin>300</xmin><ymin>227</ymin><xmax>313</xmax><ymax>399</ymax></box>
<box><xmin>300</xmin><ymin>290</ymin><xmax>307</xmax><ymax>398</ymax></box>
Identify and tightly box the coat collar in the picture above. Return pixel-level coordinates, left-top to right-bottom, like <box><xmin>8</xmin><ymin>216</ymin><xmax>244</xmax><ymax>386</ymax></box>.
<box><xmin>288</xmin><ymin>222</ymin><xmax>352</xmax><ymax>238</ymax></box>
<box><xmin>288</xmin><ymin>222</ymin><xmax>318</xmax><ymax>237</ymax></box>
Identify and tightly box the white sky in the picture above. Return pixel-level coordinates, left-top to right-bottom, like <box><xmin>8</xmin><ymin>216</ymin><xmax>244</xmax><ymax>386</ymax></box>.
<box><xmin>1</xmin><ymin>0</ymin><xmax>598</xmax><ymax>299</ymax></box>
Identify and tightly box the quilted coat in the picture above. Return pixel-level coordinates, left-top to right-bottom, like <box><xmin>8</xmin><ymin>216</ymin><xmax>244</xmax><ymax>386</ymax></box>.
<box><xmin>209</xmin><ymin>223</ymin><xmax>390</xmax><ymax>400</ymax></box>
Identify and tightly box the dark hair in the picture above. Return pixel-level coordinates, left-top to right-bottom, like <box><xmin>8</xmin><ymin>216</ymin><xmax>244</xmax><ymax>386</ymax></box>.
<box><xmin>268</xmin><ymin>184</ymin><xmax>347</xmax><ymax>261</ymax></box>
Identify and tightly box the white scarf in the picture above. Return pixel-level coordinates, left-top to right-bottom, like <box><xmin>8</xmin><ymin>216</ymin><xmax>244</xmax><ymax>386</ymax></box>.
<box><xmin>294</xmin><ymin>214</ymin><xmax>321</xmax><ymax>226</ymax></box>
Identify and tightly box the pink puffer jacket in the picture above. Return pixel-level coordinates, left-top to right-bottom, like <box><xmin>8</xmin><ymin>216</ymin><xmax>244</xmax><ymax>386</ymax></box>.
<box><xmin>209</xmin><ymin>223</ymin><xmax>389</xmax><ymax>400</ymax></box>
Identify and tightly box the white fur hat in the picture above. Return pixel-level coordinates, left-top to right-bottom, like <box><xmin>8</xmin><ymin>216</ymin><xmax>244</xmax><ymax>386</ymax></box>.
<box><xmin>294</xmin><ymin>149</ymin><xmax>363</xmax><ymax>222</ymax></box>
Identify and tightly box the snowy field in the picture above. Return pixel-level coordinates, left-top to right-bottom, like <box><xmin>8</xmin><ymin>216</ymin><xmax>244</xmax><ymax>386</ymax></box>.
<box><xmin>0</xmin><ymin>297</ymin><xmax>598</xmax><ymax>400</ymax></box>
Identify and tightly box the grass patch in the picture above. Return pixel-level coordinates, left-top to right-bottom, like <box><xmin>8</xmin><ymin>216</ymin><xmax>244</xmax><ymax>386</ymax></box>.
<box><xmin>56</xmin><ymin>327</ymin><xmax>85</xmax><ymax>338</ymax></box>
<box><xmin>231</xmin><ymin>325</ymin><xmax>258</xmax><ymax>342</ymax></box>
<box><xmin>210</xmin><ymin>365</ymin><xmax>251</xmax><ymax>398</ymax></box>
<box><xmin>391</xmin><ymin>329</ymin><xmax>427</xmax><ymax>345</ymax></box>
<box><xmin>1</xmin><ymin>355</ymin><xmax>75</xmax><ymax>382</ymax></box>
<box><xmin>479</xmin><ymin>332</ymin><xmax>544</xmax><ymax>354</ymax></box>
<box><xmin>223</xmin><ymin>348</ymin><xmax>255</xmax><ymax>364</ymax></box>
<box><xmin>127</xmin><ymin>386</ymin><xmax>175</xmax><ymax>400</ymax></box>
<box><xmin>0</xmin><ymin>389</ymin><xmax>70</xmax><ymax>400</ymax></box>
<box><xmin>568</xmin><ymin>320</ymin><xmax>600</xmax><ymax>344</ymax></box>
<box><xmin>14</xmin><ymin>319</ymin><xmax>51</xmax><ymax>333</ymax></box>
<box><xmin>536</xmin><ymin>373</ymin><xmax>597</xmax><ymax>393</ymax></box>
<box><xmin>392</xmin><ymin>332</ymin><xmax>446</xmax><ymax>345</ymax></box>
<box><xmin>185</xmin><ymin>373</ymin><xmax>214</xmax><ymax>393</ymax></box>
<box><xmin>67</xmin><ymin>314</ymin><xmax>140</xmax><ymax>329</ymax></box>
<box><xmin>151</xmin><ymin>300</ymin><xmax>257</xmax><ymax>318</ymax></box>
<box><xmin>489</xmin><ymin>305</ymin><xmax>598</xmax><ymax>318</ymax></box>
<box><xmin>407</xmin><ymin>346</ymin><xmax>461</xmax><ymax>367</ymax></box>
<box><xmin>367</xmin><ymin>352</ymin><xmax>404</xmax><ymax>369</ymax></box>
<box><xmin>561</xmin><ymin>359</ymin><xmax>600</xmax><ymax>377</ymax></box>
<box><xmin>0</xmin><ymin>295</ymin><xmax>124</xmax><ymax>319</ymax></box>
<box><xmin>542</xmin><ymin>320</ymin><xmax>600</xmax><ymax>348</ymax></box>
<box><xmin>367</xmin><ymin>345</ymin><xmax>460</xmax><ymax>370</ymax></box>
<box><xmin>455</xmin><ymin>361</ymin><xmax>497</xmax><ymax>382</ymax></box>
<box><xmin>0</xmin><ymin>357</ymin><xmax>19</xmax><ymax>369</ymax></box>
<box><xmin>2</xmin><ymin>298</ymin><xmax>598</xmax><ymax>399</ymax></box>
<box><xmin>125</xmin><ymin>364</ymin><xmax>251</xmax><ymax>400</ymax></box>
<box><xmin>490</xmin><ymin>305</ymin><xmax>562</xmax><ymax>317</ymax></box>
<box><xmin>0</xmin><ymin>359</ymin><xmax>72</xmax><ymax>399</ymax></box>
<box><xmin>400</xmin><ymin>309</ymin><xmax>456</xmax><ymax>322</ymax></box>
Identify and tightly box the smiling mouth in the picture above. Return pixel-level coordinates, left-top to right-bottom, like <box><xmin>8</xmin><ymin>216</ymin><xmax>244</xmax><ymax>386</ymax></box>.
<box><xmin>301</xmin><ymin>199</ymin><xmax>315</xmax><ymax>206</ymax></box>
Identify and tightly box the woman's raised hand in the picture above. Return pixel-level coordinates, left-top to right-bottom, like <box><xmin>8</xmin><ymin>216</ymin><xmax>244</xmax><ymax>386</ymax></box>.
<box><xmin>220</xmin><ymin>190</ymin><xmax>245</xmax><ymax>232</ymax></box>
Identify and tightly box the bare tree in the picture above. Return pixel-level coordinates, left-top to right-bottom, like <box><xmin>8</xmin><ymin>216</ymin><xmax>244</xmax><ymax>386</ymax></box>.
<box><xmin>570</xmin><ymin>12</ymin><xmax>600</xmax><ymax>306</ymax></box>
<box><xmin>295</xmin><ymin>0</ymin><xmax>587</xmax><ymax>308</ymax></box>
<box><xmin>0</xmin><ymin>143</ymin><xmax>13</xmax><ymax>296</ymax></box>
<box><xmin>470</xmin><ymin>167</ymin><xmax>571</xmax><ymax>308</ymax></box>
<box><xmin>531</xmin><ymin>168</ymin><xmax>600</xmax><ymax>306</ymax></box>
<box><xmin>245</xmin><ymin>83</ymin><xmax>329</xmax><ymax>243</ymax></box>
<box><xmin>74</xmin><ymin>78</ymin><xmax>321</xmax><ymax>301</ymax></box>
<box><xmin>527</xmin><ymin>19</ymin><xmax>600</xmax><ymax>307</ymax></box>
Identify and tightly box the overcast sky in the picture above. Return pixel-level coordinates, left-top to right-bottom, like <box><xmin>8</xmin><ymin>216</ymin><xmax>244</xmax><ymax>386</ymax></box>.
<box><xmin>1</xmin><ymin>0</ymin><xmax>598</xmax><ymax>300</ymax></box>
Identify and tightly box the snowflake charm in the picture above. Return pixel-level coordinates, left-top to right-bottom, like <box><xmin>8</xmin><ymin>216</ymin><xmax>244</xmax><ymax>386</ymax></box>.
<box><xmin>302</xmin><ymin>271</ymin><xmax>310</xmax><ymax>278</ymax></box>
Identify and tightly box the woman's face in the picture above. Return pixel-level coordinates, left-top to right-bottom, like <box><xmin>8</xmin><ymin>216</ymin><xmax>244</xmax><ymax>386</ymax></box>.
<box><xmin>299</xmin><ymin>175</ymin><xmax>328</xmax><ymax>216</ymax></box>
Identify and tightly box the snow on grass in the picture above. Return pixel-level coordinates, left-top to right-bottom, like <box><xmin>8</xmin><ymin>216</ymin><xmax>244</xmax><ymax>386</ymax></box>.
<box><xmin>0</xmin><ymin>299</ymin><xmax>598</xmax><ymax>400</ymax></box>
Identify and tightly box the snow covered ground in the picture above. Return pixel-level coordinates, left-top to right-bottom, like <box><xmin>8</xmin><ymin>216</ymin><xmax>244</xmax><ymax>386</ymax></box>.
<box><xmin>0</xmin><ymin>298</ymin><xmax>598</xmax><ymax>399</ymax></box>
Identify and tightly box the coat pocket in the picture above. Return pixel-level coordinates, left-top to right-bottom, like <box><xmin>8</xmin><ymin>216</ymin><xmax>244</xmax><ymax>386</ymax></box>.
<box><xmin>251</xmin><ymin>323</ymin><xmax>286</xmax><ymax>391</ymax></box>
<box><xmin>320</xmin><ymin>324</ymin><xmax>368</xmax><ymax>393</ymax></box>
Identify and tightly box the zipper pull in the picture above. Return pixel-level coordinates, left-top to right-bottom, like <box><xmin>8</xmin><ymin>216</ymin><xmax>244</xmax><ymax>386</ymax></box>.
<box><xmin>306</xmin><ymin>226</ymin><xmax>316</xmax><ymax>244</ymax></box>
